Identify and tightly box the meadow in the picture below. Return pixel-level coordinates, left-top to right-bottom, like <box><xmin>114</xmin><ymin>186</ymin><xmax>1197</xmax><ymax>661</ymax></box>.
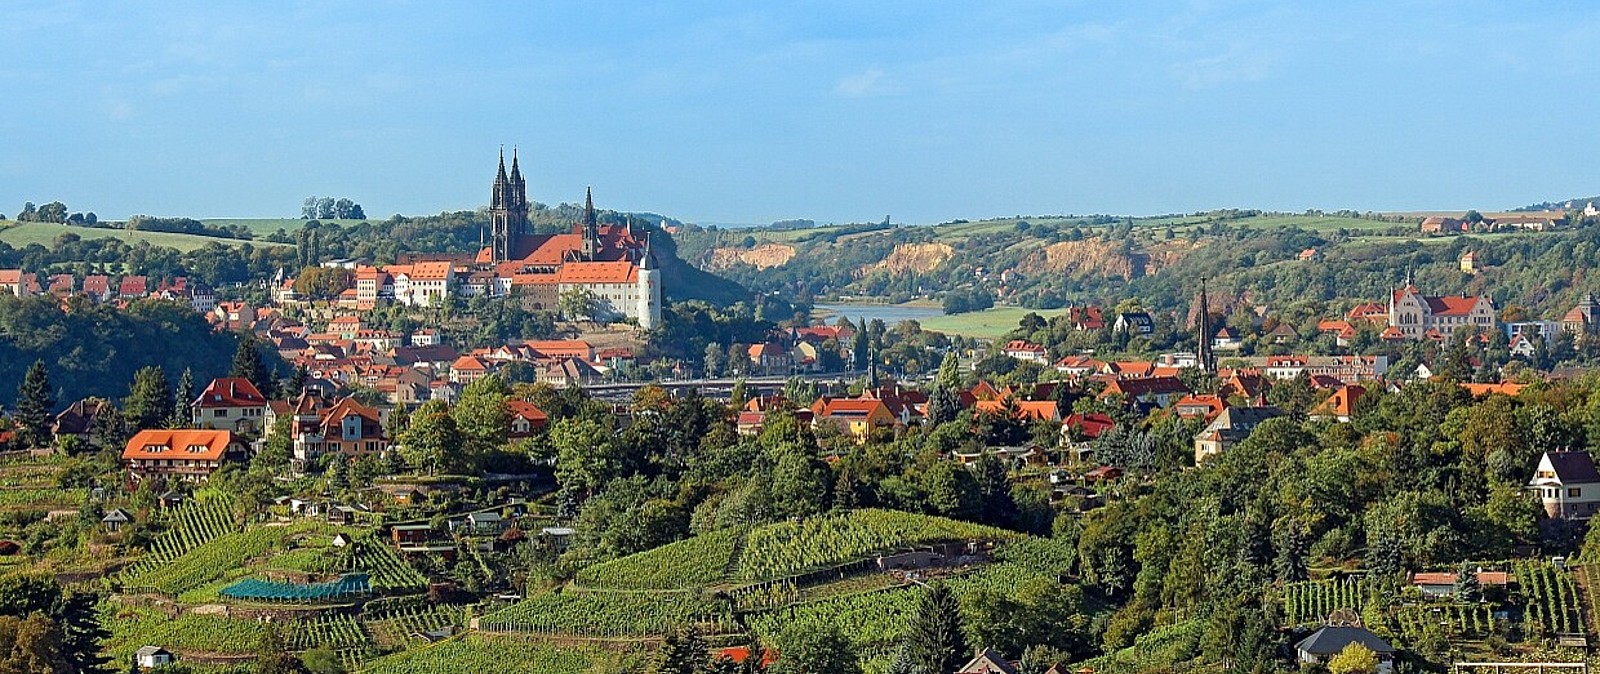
<box><xmin>0</xmin><ymin>220</ymin><xmax>290</xmax><ymax>251</ymax></box>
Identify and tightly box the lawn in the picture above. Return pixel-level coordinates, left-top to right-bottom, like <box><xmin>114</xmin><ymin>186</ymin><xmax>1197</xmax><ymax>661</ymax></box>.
<box><xmin>0</xmin><ymin>221</ymin><xmax>290</xmax><ymax>251</ymax></box>
<box><xmin>919</xmin><ymin>305</ymin><xmax>1052</xmax><ymax>338</ymax></box>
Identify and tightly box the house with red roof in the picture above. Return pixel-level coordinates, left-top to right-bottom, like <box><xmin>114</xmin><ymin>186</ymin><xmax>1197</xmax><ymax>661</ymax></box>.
<box><xmin>192</xmin><ymin>378</ymin><xmax>269</xmax><ymax>433</ymax></box>
<box><xmin>811</xmin><ymin>398</ymin><xmax>896</xmax><ymax>442</ymax></box>
<box><xmin>451</xmin><ymin>355</ymin><xmax>493</xmax><ymax>384</ymax></box>
<box><xmin>0</xmin><ymin>270</ymin><xmax>25</xmax><ymax>297</ymax></box>
<box><xmin>118</xmin><ymin>275</ymin><xmax>148</xmax><ymax>298</ymax></box>
<box><xmin>81</xmin><ymin>275</ymin><xmax>111</xmax><ymax>302</ymax></box>
<box><xmin>1173</xmin><ymin>394</ymin><xmax>1227</xmax><ymax>421</ymax></box>
<box><xmin>123</xmin><ymin>429</ymin><xmax>248</xmax><ymax>483</ymax></box>
<box><xmin>1311</xmin><ymin>384</ymin><xmax>1365</xmax><ymax>423</ymax></box>
<box><xmin>1001</xmin><ymin>340</ymin><xmax>1048</xmax><ymax>362</ymax></box>
<box><xmin>974</xmin><ymin>399</ymin><xmax>1060</xmax><ymax>422</ymax></box>
<box><xmin>507</xmin><ymin>400</ymin><xmax>548</xmax><ymax>438</ymax></box>
<box><xmin>1098</xmin><ymin>376</ymin><xmax>1190</xmax><ymax>407</ymax></box>
<box><xmin>288</xmin><ymin>392</ymin><xmax>386</xmax><ymax>463</ymax></box>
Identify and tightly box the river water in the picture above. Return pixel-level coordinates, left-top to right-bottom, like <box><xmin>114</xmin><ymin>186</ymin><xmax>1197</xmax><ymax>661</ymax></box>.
<box><xmin>813</xmin><ymin>302</ymin><xmax>945</xmax><ymax>326</ymax></box>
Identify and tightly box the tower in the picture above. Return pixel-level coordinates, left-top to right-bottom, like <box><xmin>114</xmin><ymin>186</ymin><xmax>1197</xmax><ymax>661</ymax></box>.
<box><xmin>1197</xmin><ymin>277</ymin><xmax>1216</xmax><ymax>373</ymax></box>
<box><xmin>580</xmin><ymin>186</ymin><xmax>600</xmax><ymax>260</ymax></box>
<box><xmin>490</xmin><ymin>147</ymin><xmax>530</xmax><ymax>262</ymax></box>
<box><xmin>636</xmin><ymin>233</ymin><xmax>661</xmax><ymax>330</ymax></box>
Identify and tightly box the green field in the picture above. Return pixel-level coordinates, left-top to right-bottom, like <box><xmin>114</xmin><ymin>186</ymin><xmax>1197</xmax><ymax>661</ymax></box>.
<box><xmin>0</xmin><ymin>220</ymin><xmax>290</xmax><ymax>251</ymax></box>
<box><xmin>202</xmin><ymin>218</ymin><xmax>374</xmax><ymax>236</ymax></box>
<box><xmin>919</xmin><ymin>306</ymin><xmax>1050</xmax><ymax>338</ymax></box>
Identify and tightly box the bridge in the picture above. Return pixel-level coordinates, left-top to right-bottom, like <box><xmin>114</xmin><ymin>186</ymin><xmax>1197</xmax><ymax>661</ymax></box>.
<box><xmin>578</xmin><ymin>372</ymin><xmax>873</xmax><ymax>399</ymax></box>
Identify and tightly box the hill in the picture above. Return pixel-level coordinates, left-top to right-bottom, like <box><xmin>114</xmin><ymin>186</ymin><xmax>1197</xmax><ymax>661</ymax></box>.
<box><xmin>0</xmin><ymin>220</ymin><xmax>290</xmax><ymax>252</ymax></box>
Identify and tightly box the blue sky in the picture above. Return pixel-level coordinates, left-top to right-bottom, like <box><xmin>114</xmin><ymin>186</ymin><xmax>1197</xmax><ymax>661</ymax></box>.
<box><xmin>4</xmin><ymin>1</ymin><xmax>1599</xmax><ymax>225</ymax></box>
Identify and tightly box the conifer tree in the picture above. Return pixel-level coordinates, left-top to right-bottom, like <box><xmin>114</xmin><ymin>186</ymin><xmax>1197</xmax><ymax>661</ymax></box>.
<box><xmin>231</xmin><ymin>333</ymin><xmax>275</xmax><ymax>399</ymax></box>
<box><xmin>15</xmin><ymin>360</ymin><xmax>54</xmax><ymax>447</ymax></box>
<box><xmin>124</xmin><ymin>366</ymin><xmax>173</xmax><ymax>433</ymax></box>
<box><xmin>907</xmin><ymin>583</ymin><xmax>968</xmax><ymax>674</ymax></box>
<box><xmin>171</xmin><ymin>367</ymin><xmax>195</xmax><ymax>428</ymax></box>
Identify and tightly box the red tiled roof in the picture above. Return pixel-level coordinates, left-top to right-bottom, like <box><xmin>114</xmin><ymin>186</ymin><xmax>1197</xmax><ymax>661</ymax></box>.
<box><xmin>506</xmin><ymin>400</ymin><xmax>547</xmax><ymax>423</ymax></box>
<box><xmin>193</xmin><ymin>378</ymin><xmax>266</xmax><ymax>408</ymax></box>
<box><xmin>123</xmin><ymin>429</ymin><xmax>235</xmax><ymax>461</ymax></box>
<box><xmin>558</xmin><ymin>261</ymin><xmax>638</xmax><ymax>284</ymax></box>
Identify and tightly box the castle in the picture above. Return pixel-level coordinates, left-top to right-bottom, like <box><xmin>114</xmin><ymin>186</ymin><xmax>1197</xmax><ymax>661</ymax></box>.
<box><xmin>355</xmin><ymin>150</ymin><xmax>662</xmax><ymax>329</ymax></box>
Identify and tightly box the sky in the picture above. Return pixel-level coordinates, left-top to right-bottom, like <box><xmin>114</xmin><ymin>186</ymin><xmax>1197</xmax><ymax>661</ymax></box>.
<box><xmin>4</xmin><ymin>1</ymin><xmax>1600</xmax><ymax>226</ymax></box>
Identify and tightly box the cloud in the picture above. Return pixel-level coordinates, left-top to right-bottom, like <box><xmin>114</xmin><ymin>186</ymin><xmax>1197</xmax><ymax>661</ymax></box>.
<box><xmin>835</xmin><ymin>67</ymin><xmax>890</xmax><ymax>97</ymax></box>
<box><xmin>1172</xmin><ymin>44</ymin><xmax>1276</xmax><ymax>90</ymax></box>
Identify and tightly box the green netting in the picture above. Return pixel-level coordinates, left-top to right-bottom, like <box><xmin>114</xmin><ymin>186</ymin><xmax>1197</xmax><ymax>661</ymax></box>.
<box><xmin>221</xmin><ymin>573</ymin><xmax>370</xmax><ymax>602</ymax></box>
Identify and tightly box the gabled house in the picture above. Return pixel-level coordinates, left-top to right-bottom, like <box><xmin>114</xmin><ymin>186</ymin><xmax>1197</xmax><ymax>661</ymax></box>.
<box><xmin>122</xmin><ymin>429</ymin><xmax>249</xmax><ymax>483</ymax></box>
<box><xmin>1193</xmin><ymin>406</ymin><xmax>1284</xmax><ymax>465</ymax></box>
<box><xmin>289</xmin><ymin>392</ymin><xmax>387</xmax><ymax>463</ymax></box>
<box><xmin>1001</xmin><ymin>340</ymin><xmax>1048</xmax><ymax>362</ymax></box>
<box><xmin>1113</xmin><ymin>312</ymin><xmax>1155</xmax><ymax>335</ymax></box>
<box><xmin>1295</xmin><ymin>626</ymin><xmax>1396</xmax><ymax>673</ymax></box>
<box><xmin>955</xmin><ymin>648</ymin><xmax>1019</xmax><ymax>674</ymax></box>
<box><xmin>1529</xmin><ymin>451</ymin><xmax>1600</xmax><ymax>520</ymax></box>
<box><xmin>54</xmin><ymin>398</ymin><xmax>111</xmax><ymax>445</ymax></box>
<box><xmin>1173</xmin><ymin>394</ymin><xmax>1227</xmax><ymax>421</ymax></box>
<box><xmin>811</xmin><ymin>398</ymin><xmax>896</xmax><ymax>442</ymax></box>
<box><xmin>1212</xmin><ymin>326</ymin><xmax>1242</xmax><ymax>350</ymax></box>
<box><xmin>1310</xmin><ymin>385</ymin><xmax>1365</xmax><ymax>423</ymax></box>
<box><xmin>1098</xmin><ymin>376</ymin><xmax>1190</xmax><ymax>408</ymax></box>
<box><xmin>191</xmin><ymin>378</ymin><xmax>268</xmax><ymax>433</ymax></box>
<box><xmin>506</xmin><ymin>400</ymin><xmax>548</xmax><ymax>438</ymax></box>
<box><xmin>1068</xmin><ymin>305</ymin><xmax>1105</xmax><ymax>331</ymax></box>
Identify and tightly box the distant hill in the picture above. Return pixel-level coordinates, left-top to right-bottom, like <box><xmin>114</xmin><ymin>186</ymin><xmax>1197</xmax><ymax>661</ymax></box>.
<box><xmin>1512</xmin><ymin>196</ymin><xmax>1600</xmax><ymax>212</ymax></box>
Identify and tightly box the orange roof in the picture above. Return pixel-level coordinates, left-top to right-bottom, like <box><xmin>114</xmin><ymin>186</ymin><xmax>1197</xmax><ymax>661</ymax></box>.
<box><xmin>1317</xmin><ymin>320</ymin><xmax>1352</xmax><ymax>334</ymax></box>
<box><xmin>408</xmin><ymin>261</ymin><xmax>453</xmax><ymax>281</ymax></box>
<box><xmin>0</xmin><ymin>270</ymin><xmax>20</xmax><ymax>285</ymax></box>
<box><xmin>974</xmin><ymin>399</ymin><xmax>1059</xmax><ymax>420</ymax></box>
<box><xmin>193</xmin><ymin>378</ymin><xmax>267</xmax><ymax>408</ymax></box>
<box><xmin>1174</xmin><ymin>394</ymin><xmax>1226</xmax><ymax>419</ymax></box>
<box><xmin>1313</xmin><ymin>385</ymin><xmax>1366</xmax><ymax>418</ymax></box>
<box><xmin>558</xmin><ymin>261</ymin><xmax>638</xmax><ymax>284</ymax></box>
<box><xmin>1460</xmin><ymin>382</ymin><xmax>1526</xmax><ymax>397</ymax></box>
<box><xmin>1379</xmin><ymin>326</ymin><xmax>1406</xmax><ymax>340</ymax></box>
<box><xmin>452</xmin><ymin>355</ymin><xmax>490</xmax><ymax>371</ymax></box>
<box><xmin>526</xmin><ymin>340</ymin><xmax>593</xmax><ymax>358</ymax></box>
<box><xmin>506</xmin><ymin>400</ymin><xmax>547</xmax><ymax>423</ymax></box>
<box><xmin>123</xmin><ymin>429</ymin><xmax>235</xmax><ymax>461</ymax></box>
<box><xmin>510</xmin><ymin>273</ymin><xmax>562</xmax><ymax>285</ymax></box>
<box><xmin>815</xmin><ymin>398</ymin><xmax>890</xmax><ymax>417</ymax></box>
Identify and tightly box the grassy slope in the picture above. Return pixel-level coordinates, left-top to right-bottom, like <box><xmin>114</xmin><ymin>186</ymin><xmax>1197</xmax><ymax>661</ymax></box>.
<box><xmin>919</xmin><ymin>306</ymin><xmax>1052</xmax><ymax>339</ymax></box>
<box><xmin>0</xmin><ymin>220</ymin><xmax>290</xmax><ymax>251</ymax></box>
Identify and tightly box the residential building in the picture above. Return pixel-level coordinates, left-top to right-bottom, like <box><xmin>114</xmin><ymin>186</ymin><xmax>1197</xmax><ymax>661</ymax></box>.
<box><xmin>191</xmin><ymin>378</ymin><xmax>268</xmax><ymax>433</ymax></box>
<box><xmin>1528</xmin><ymin>451</ymin><xmax>1600</xmax><ymax>520</ymax></box>
<box><xmin>289</xmin><ymin>393</ymin><xmax>387</xmax><ymax>463</ymax></box>
<box><xmin>1113</xmin><ymin>312</ymin><xmax>1155</xmax><ymax>335</ymax></box>
<box><xmin>955</xmin><ymin>648</ymin><xmax>1019</xmax><ymax>674</ymax></box>
<box><xmin>1419</xmin><ymin>216</ymin><xmax>1465</xmax><ymax>234</ymax></box>
<box><xmin>1193</xmin><ymin>406</ymin><xmax>1284</xmax><ymax>464</ymax></box>
<box><xmin>811</xmin><ymin>398</ymin><xmax>896</xmax><ymax>441</ymax></box>
<box><xmin>0</xmin><ymin>270</ymin><xmax>26</xmax><ymax>297</ymax></box>
<box><xmin>1001</xmin><ymin>340</ymin><xmax>1048</xmax><ymax>362</ymax></box>
<box><xmin>122</xmin><ymin>429</ymin><xmax>249</xmax><ymax>483</ymax></box>
<box><xmin>1311</xmin><ymin>385</ymin><xmax>1365</xmax><ymax>423</ymax></box>
<box><xmin>507</xmin><ymin>400</ymin><xmax>548</xmax><ymax>438</ymax></box>
<box><xmin>1294</xmin><ymin>626</ymin><xmax>1395</xmax><ymax>674</ymax></box>
<box><xmin>1561</xmin><ymin>295</ymin><xmax>1600</xmax><ymax>338</ymax></box>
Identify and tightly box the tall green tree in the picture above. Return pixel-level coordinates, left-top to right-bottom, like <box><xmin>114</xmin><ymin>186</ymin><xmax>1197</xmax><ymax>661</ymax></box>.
<box><xmin>402</xmin><ymin>400</ymin><xmax>461</xmax><ymax>475</ymax></box>
<box><xmin>15</xmin><ymin>360</ymin><xmax>54</xmax><ymax>447</ymax></box>
<box><xmin>123</xmin><ymin>366</ymin><xmax>173</xmax><ymax>433</ymax></box>
<box><xmin>231</xmin><ymin>333</ymin><xmax>275</xmax><ymax>399</ymax></box>
<box><xmin>648</xmin><ymin>626</ymin><xmax>709</xmax><ymax>674</ymax></box>
<box><xmin>171</xmin><ymin>367</ymin><xmax>195</xmax><ymax>427</ymax></box>
<box><xmin>906</xmin><ymin>583</ymin><xmax>968</xmax><ymax>674</ymax></box>
<box><xmin>773</xmin><ymin>623</ymin><xmax>860</xmax><ymax>674</ymax></box>
<box><xmin>453</xmin><ymin>375</ymin><xmax>511</xmax><ymax>461</ymax></box>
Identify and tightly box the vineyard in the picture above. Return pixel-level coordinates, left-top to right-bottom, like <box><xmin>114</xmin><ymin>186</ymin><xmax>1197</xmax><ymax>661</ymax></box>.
<box><xmin>122</xmin><ymin>522</ymin><xmax>322</xmax><ymax>596</ymax></box>
<box><xmin>287</xmin><ymin>614</ymin><xmax>371</xmax><ymax>651</ymax></box>
<box><xmin>119</xmin><ymin>495</ymin><xmax>239</xmax><ymax>583</ymax></box>
<box><xmin>1516</xmin><ymin>561</ymin><xmax>1583</xmax><ymax>636</ymax></box>
<box><xmin>1282</xmin><ymin>578</ymin><xmax>1364</xmax><ymax>626</ymax></box>
<box><xmin>101</xmin><ymin>605</ymin><xmax>267</xmax><ymax>661</ymax></box>
<box><xmin>1396</xmin><ymin>604</ymin><xmax>1495</xmax><ymax>638</ymax></box>
<box><xmin>574</xmin><ymin>526</ymin><xmax>747</xmax><ymax>590</ymax></box>
<box><xmin>734</xmin><ymin>509</ymin><xmax>1018</xmax><ymax>581</ymax></box>
<box><xmin>0</xmin><ymin>487</ymin><xmax>82</xmax><ymax>508</ymax></box>
<box><xmin>264</xmin><ymin>534</ymin><xmax>427</xmax><ymax>594</ymax></box>
<box><xmin>359</xmin><ymin>635</ymin><xmax>646</xmax><ymax>674</ymax></box>
<box><xmin>478</xmin><ymin>588</ymin><xmax>733</xmax><ymax>636</ymax></box>
<box><xmin>365</xmin><ymin>606</ymin><xmax>464</xmax><ymax>647</ymax></box>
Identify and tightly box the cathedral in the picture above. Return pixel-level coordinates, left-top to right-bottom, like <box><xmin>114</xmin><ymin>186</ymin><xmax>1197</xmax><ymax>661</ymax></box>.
<box><xmin>356</xmin><ymin>151</ymin><xmax>663</xmax><ymax>329</ymax></box>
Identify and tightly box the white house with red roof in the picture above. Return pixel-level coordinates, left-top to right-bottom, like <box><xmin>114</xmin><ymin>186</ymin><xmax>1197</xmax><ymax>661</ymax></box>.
<box><xmin>1001</xmin><ymin>340</ymin><xmax>1048</xmax><ymax>362</ymax></box>
<box><xmin>192</xmin><ymin>378</ymin><xmax>269</xmax><ymax>433</ymax></box>
<box><xmin>507</xmin><ymin>400</ymin><xmax>548</xmax><ymax>438</ymax></box>
<box><xmin>123</xmin><ymin>429</ymin><xmax>249</xmax><ymax>482</ymax></box>
<box><xmin>0</xmin><ymin>270</ymin><xmax>25</xmax><ymax>297</ymax></box>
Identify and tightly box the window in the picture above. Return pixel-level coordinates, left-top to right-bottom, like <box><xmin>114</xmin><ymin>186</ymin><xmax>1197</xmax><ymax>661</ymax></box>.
<box><xmin>1571</xmin><ymin>488</ymin><xmax>1582</xmax><ymax>498</ymax></box>
<box><xmin>214</xmin><ymin>409</ymin><xmax>226</xmax><ymax>417</ymax></box>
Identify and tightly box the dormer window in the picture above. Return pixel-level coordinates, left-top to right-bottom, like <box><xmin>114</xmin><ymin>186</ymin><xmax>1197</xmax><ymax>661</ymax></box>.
<box><xmin>186</xmin><ymin>444</ymin><xmax>208</xmax><ymax>453</ymax></box>
<box><xmin>144</xmin><ymin>444</ymin><xmax>167</xmax><ymax>453</ymax></box>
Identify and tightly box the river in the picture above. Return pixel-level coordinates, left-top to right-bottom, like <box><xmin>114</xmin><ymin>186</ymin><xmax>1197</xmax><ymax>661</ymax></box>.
<box><xmin>813</xmin><ymin>302</ymin><xmax>945</xmax><ymax>326</ymax></box>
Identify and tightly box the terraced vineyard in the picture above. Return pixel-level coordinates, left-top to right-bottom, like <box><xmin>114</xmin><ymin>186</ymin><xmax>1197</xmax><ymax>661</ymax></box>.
<box><xmin>734</xmin><ymin>509</ymin><xmax>1018</xmax><ymax>581</ymax></box>
<box><xmin>357</xmin><ymin>537</ymin><xmax>429</xmax><ymax>593</ymax></box>
<box><xmin>1517</xmin><ymin>561</ymin><xmax>1583</xmax><ymax>636</ymax></box>
<box><xmin>101</xmin><ymin>605</ymin><xmax>267</xmax><ymax>661</ymax></box>
<box><xmin>123</xmin><ymin>522</ymin><xmax>322</xmax><ymax>596</ymax></box>
<box><xmin>1396</xmin><ymin>604</ymin><xmax>1495</xmax><ymax>638</ymax></box>
<box><xmin>1283</xmin><ymin>578</ymin><xmax>1364</xmax><ymax>626</ymax></box>
<box><xmin>288</xmin><ymin>614</ymin><xmax>370</xmax><ymax>651</ymax></box>
<box><xmin>119</xmin><ymin>495</ymin><xmax>239</xmax><ymax>583</ymax></box>
<box><xmin>478</xmin><ymin>589</ymin><xmax>733</xmax><ymax>637</ymax></box>
<box><xmin>574</xmin><ymin>526</ymin><xmax>747</xmax><ymax>590</ymax></box>
<box><xmin>0</xmin><ymin>487</ymin><xmax>83</xmax><ymax>508</ymax></box>
<box><xmin>365</xmin><ymin>606</ymin><xmax>464</xmax><ymax>647</ymax></box>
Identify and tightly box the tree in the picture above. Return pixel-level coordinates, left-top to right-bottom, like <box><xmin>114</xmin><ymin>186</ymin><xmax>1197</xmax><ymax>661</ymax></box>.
<box><xmin>15</xmin><ymin>360</ymin><xmax>53</xmax><ymax>447</ymax></box>
<box><xmin>769</xmin><ymin>445</ymin><xmax>831</xmax><ymax>518</ymax></box>
<box><xmin>402</xmin><ymin>401</ymin><xmax>462</xmax><ymax>475</ymax></box>
<box><xmin>649</xmin><ymin>626</ymin><xmax>709</xmax><ymax>674</ymax></box>
<box><xmin>90</xmin><ymin>400</ymin><xmax>125</xmax><ymax>450</ymax></box>
<box><xmin>255</xmin><ymin>623</ymin><xmax>308</xmax><ymax>674</ymax></box>
<box><xmin>453</xmin><ymin>375</ymin><xmax>511</xmax><ymax>461</ymax></box>
<box><xmin>301</xmin><ymin>646</ymin><xmax>345</xmax><ymax>674</ymax></box>
<box><xmin>1327</xmin><ymin>642</ymin><xmax>1379</xmax><ymax>674</ymax></box>
<box><xmin>772</xmin><ymin>623</ymin><xmax>860</xmax><ymax>674</ymax></box>
<box><xmin>124</xmin><ymin>366</ymin><xmax>173</xmax><ymax>432</ymax></box>
<box><xmin>171</xmin><ymin>367</ymin><xmax>195</xmax><ymax>427</ymax></box>
<box><xmin>328</xmin><ymin>456</ymin><xmax>350</xmax><ymax>490</ymax></box>
<box><xmin>906</xmin><ymin>583</ymin><xmax>967</xmax><ymax>674</ymax></box>
<box><xmin>560</xmin><ymin>287</ymin><xmax>600</xmax><ymax>323</ymax></box>
<box><xmin>1454</xmin><ymin>563</ymin><xmax>1482</xmax><ymax>603</ymax></box>
<box><xmin>852</xmin><ymin>319</ymin><xmax>870</xmax><ymax>370</ymax></box>
<box><xmin>231</xmin><ymin>334</ymin><xmax>275</xmax><ymax>399</ymax></box>
<box><xmin>703</xmin><ymin>342</ymin><xmax>726</xmax><ymax>377</ymax></box>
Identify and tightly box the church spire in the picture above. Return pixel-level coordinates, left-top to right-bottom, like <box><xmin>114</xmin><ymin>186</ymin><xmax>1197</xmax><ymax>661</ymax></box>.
<box><xmin>581</xmin><ymin>186</ymin><xmax>600</xmax><ymax>260</ymax></box>
<box><xmin>583</xmin><ymin>186</ymin><xmax>597</xmax><ymax>227</ymax></box>
<box><xmin>509</xmin><ymin>146</ymin><xmax>522</xmax><ymax>185</ymax></box>
<box><xmin>1198</xmin><ymin>277</ymin><xmax>1216</xmax><ymax>373</ymax></box>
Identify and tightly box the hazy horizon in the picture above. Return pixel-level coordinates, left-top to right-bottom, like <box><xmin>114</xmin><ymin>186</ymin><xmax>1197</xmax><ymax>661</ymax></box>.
<box><xmin>5</xmin><ymin>1</ymin><xmax>1599</xmax><ymax>225</ymax></box>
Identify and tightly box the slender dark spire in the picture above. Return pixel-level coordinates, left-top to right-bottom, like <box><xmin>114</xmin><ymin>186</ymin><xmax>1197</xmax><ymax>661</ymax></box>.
<box><xmin>583</xmin><ymin>186</ymin><xmax>597</xmax><ymax>227</ymax></box>
<box><xmin>509</xmin><ymin>146</ymin><xmax>522</xmax><ymax>185</ymax></box>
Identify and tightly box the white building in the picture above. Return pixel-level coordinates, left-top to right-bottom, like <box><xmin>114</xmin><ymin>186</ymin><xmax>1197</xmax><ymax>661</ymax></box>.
<box><xmin>1529</xmin><ymin>451</ymin><xmax>1600</xmax><ymax>520</ymax></box>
